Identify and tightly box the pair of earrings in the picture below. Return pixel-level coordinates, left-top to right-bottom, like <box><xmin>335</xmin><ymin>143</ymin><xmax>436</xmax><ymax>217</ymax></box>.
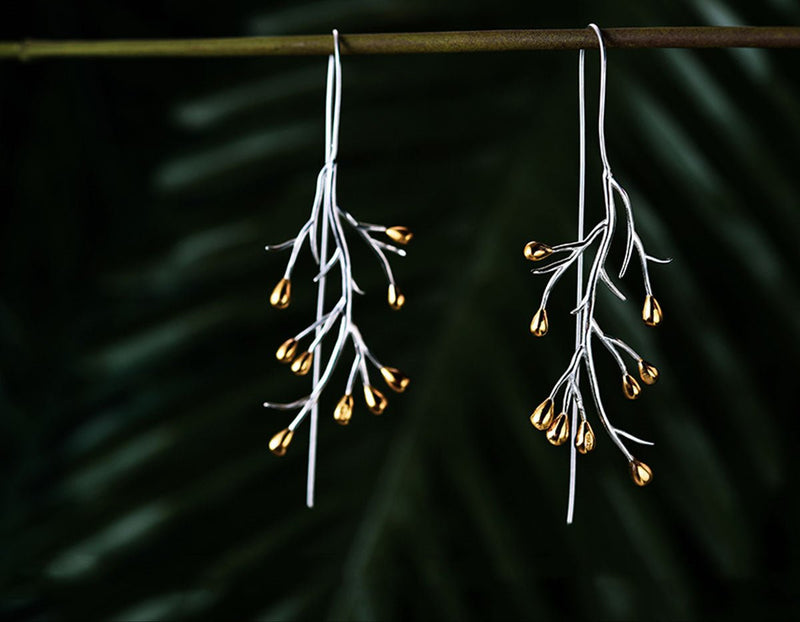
<box><xmin>264</xmin><ymin>26</ymin><xmax>669</xmax><ymax>521</ymax></box>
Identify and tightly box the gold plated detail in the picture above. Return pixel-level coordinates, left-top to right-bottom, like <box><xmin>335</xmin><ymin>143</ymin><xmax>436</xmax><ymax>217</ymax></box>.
<box><xmin>575</xmin><ymin>420</ymin><xmax>595</xmax><ymax>454</ymax></box>
<box><xmin>622</xmin><ymin>373</ymin><xmax>641</xmax><ymax>400</ymax></box>
<box><xmin>275</xmin><ymin>338</ymin><xmax>298</xmax><ymax>363</ymax></box>
<box><xmin>629</xmin><ymin>459</ymin><xmax>653</xmax><ymax>486</ymax></box>
<box><xmin>270</xmin><ymin>278</ymin><xmax>292</xmax><ymax>309</ymax></box>
<box><xmin>642</xmin><ymin>295</ymin><xmax>663</xmax><ymax>327</ymax></box>
<box><xmin>530</xmin><ymin>398</ymin><xmax>555</xmax><ymax>431</ymax></box>
<box><xmin>363</xmin><ymin>385</ymin><xmax>388</xmax><ymax>415</ymax></box>
<box><xmin>638</xmin><ymin>359</ymin><xmax>659</xmax><ymax>385</ymax></box>
<box><xmin>268</xmin><ymin>428</ymin><xmax>294</xmax><ymax>456</ymax></box>
<box><xmin>546</xmin><ymin>412</ymin><xmax>570</xmax><ymax>446</ymax></box>
<box><xmin>530</xmin><ymin>308</ymin><xmax>549</xmax><ymax>337</ymax></box>
<box><xmin>380</xmin><ymin>366</ymin><xmax>410</xmax><ymax>393</ymax></box>
<box><xmin>523</xmin><ymin>241</ymin><xmax>553</xmax><ymax>261</ymax></box>
<box><xmin>290</xmin><ymin>351</ymin><xmax>313</xmax><ymax>376</ymax></box>
<box><xmin>385</xmin><ymin>226</ymin><xmax>413</xmax><ymax>245</ymax></box>
<box><xmin>334</xmin><ymin>394</ymin><xmax>354</xmax><ymax>425</ymax></box>
<box><xmin>387</xmin><ymin>284</ymin><xmax>405</xmax><ymax>310</ymax></box>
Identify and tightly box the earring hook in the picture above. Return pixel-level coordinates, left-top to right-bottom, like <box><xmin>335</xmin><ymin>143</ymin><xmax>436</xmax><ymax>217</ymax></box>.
<box><xmin>587</xmin><ymin>23</ymin><xmax>610</xmax><ymax>173</ymax></box>
<box><xmin>324</xmin><ymin>29</ymin><xmax>343</xmax><ymax>164</ymax></box>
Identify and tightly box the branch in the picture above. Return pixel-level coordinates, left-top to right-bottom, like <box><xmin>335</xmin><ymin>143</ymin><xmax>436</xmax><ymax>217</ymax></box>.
<box><xmin>2</xmin><ymin>27</ymin><xmax>800</xmax><ymax>60</ymax></box>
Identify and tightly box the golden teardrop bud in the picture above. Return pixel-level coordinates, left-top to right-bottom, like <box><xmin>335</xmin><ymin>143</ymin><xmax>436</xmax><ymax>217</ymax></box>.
<box><xmin>642</xmin><ymin>295</ymin><xmax>663</xmax><ymax>327</ymax></box>
<box><xmin>629</xmin><ymin>459</ymin><xmax>653</xmax><ymax>486</ymax></box>
<box><xmin>363</xmin><ymin>385</ymin><xmax>388</xmax><ymax>415</ymax></box>
<box><xmin>385</xmin><ymin>226</ymin><xmax>413</xmax><ymax>245</ymax></box>
<box><xmin>275</xmin><ymin>338</ymin><xmax>298</xmax><ymax>363</ymax></box>
<box><xmin>529</xmin><ymin>398</ymin><xmax>554</xmax><ymax>431</ymax></box>
<box><xmin>387</xmin><ymin>284</ymin><xmax>405</xmax><ymax>310</ymax></box>
<box><xmin>546</xmin><ymin>412</ymin><xmax>570</xmax><ymax>446</ymax></box>
<box><xmin>530</xmin><ymin>308</ymin><xmax>548</xmax><ymax>337</ymax></box>
<box><xmin>575</xmin><ymin>420</ymin><xmax>596</xmax><ymax>454</ymax></box>
<box><xmin>270</xmin><ymin>278</ymin><xmax>291</xmax><ymax>309</ymax></box>
<box><xmin>268</xmin><ymin>428</ymin><xmax>294</xmax><ymax>456</ymax></box>
<box><xmin>380</xmin><ymin>366</ymin><xmax>410</xmax><ymax>393</ymax></box>
<box><xmin>622</xmin><ymin>373</ymin><xmax>642</xmax><ymax>400</ymax></box>
<box><xmin>290</xmin><ymin>351</ymin><xmax>313</xmax><ymax>376</ymax></box>
<box><xmin>523</xmin><ymin>241</ymin><xmax>553</xmax><ymax>261</ymax></box>
<box><xmin>334</xmin><ymin>394</ymin><xmax>354</xmax><ymax>425</ymax></box>
<box><xmin>638</xmin><ymin>359</ymin><xmax>659</xmax><ymax>385</ymax></box>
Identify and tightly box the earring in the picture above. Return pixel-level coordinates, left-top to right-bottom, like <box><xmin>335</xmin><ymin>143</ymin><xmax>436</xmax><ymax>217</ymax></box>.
<box><xmin>524</xmin><ymin>24</ymin><xmax>671</xmax><ymax>522</ymax></box>
<box><xmin>263</xmin><ymin>30</ymin><xmax>411</xmax><ymax>507</ymax></box>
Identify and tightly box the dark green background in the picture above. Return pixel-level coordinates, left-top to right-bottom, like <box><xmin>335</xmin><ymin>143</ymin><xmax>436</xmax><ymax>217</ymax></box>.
<box><xmin>2</xmin><ymin>1</ymin><xmax>799</xmax><ymax>620</ymax></box>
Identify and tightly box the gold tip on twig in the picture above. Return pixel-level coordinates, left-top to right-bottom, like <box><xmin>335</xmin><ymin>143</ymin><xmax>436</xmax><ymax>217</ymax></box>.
<box><xmin>642</xmin><ymin>295</ymin><xmax>663</xmax><ymax>327</ymax></box>
<box><xmin>276</xmin><ymin>338</ymin><xmax>298</xmax><ymax>363</ymax></box>
<box><xmin>385</xmin><ymin>226</ymin><xmax>413</xmax><ymax>244</ymax></box>
<box><xmin>270</xmin><ymin>278</ymin><xmax>291</xmax><ymax>309</ymax></box>
<box><xmin>546</xmin><ymin>412</ymin><xmax>570</xmax><ymax>446</ymax></box>
<box><xmin>530</xmin><ymin>308</ymin><xmax>549</xmax><ymax>337</ymax></box>
<box><xmin>629</xmin><ymin>459</ymin><xmax>653</xmax><ymax>486</ymax></box>
<box><xmin>530</xmin><ymin>398</ymin><xmax>555</xmax><ymax>431</ymax></box>
<box><xmin>334</xmin><ymin>394</ymin><xmax>354</xmax><ymax>425</ymax></box>
<box><xmin>387</xmin><ymin>284</ymin><xmax>405</xmax><ymax>310</ymax></box>
<box><xmin>523</xmin><ymin>241</ymin><xmax>553</xmax><ymax>261</ymax></box>
<box><xmin>290</xmin><ymin>351</ymin><xmax>313</xmax><ymax>376</ymax></box>
<box><xmin>575</xmin><ymin>420</ymin><xmax>596</xmax><ymax>454</ymax></box>
<box><xmin>363</xmin><ymin>385</ymin><xmax>388</xmax><ymax>414</ymax></box>
<box><xmin>380</xmin><ymin>366</ymin><xmax>410</xmax><ymax>392</ymax></box>
<box><xmin>268</xmin><ymin>428</ymin><xmax>294</xmax><ymax>456</ymax></box>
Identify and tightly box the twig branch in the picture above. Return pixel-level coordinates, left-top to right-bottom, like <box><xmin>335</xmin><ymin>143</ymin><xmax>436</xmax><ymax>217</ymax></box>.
<box><xmin>2</xmin><ymin>27</ymin><xmax>800</xmax><ymax>61</ymax></box>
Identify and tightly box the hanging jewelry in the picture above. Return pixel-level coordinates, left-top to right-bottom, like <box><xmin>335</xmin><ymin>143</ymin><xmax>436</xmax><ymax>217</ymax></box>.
<box><xmin>264</xmin><ymin>30</ymin><xmax>411</xmax><ymax>507</ymax></box>
<box><xmin>524</xmin><ymin>24</ymin><xmax>671</xmax><ymax>522</ymax></box>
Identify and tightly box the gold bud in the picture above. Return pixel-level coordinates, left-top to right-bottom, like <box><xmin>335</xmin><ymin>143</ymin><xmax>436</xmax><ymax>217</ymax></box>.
<box><xmin>380</xmin><ymin>366</ymin><xmax>410</xmax><ymax>393</ymax></box>
<box><xmin>575</xmin><ymin>420</ymin><xmax>596</xmax><ymax>454</ymax></box>
<box><xmin>638</xmin><ymin>359</ymin><xmax>659</xmax><ymax>385</ymax></box>
<box><xmin>546</xmin><ymin>412</ymin><xmax>570</xmax><ymax>446</ymax></box>
<box><xmin>629</xmin><ymin>459</ymin><xmax>653</xmax><ymax>486</ymax></box>
<box><xmin>529</xmin><ymin>398</ymin><xmax>554</xmax><ymax>431</ymax></box>
<box><xmin>523</xmin><ymin>241</ymin><xmax>553</xmax><ymax>261</ymax></box>
<box><xmin>387</xmin><ymin>284</ymin><xmax>405</xmax><ymax>310</ymax></box>
<box><xmin>385</xmin><ymin>226</ymin><xmax>413</xmax><ymax>245</ymax></box>
<box><xmin>275</xmin><ymin>338</ymin><xmax>298</xmax><ymax>363</ymax></box>
<box><xmin>642</xmin><ymin>295</ymin><xmax>663</xmax><ymax>327</ymax></box>
<box><xmin>268</xmin><ymin>428</ymin><xmax>294</xmax><ymax>456</ymax></box>
<box><xmin>363</xmin><ymin>385</ymin><xmax>388</xmax><ymax>415</ymax></box>
<box><xmin>530</xmin><ymin>308</ymin><xmax>548</xmax><ymax>337</ymax></box>
<box><xmin>290</xmin><ymin>351</ymin><xmax>313</xmax><ymax>376</ymax></box>
<box><xmin>270</xmin><ymin>278</ymin><xmax>291</xmax><ymax>309</ymax></box>
<box><xmin>622</xmin><ymin>373</ymin><xmax>642</xmax><ymax>400</ymax></box>
<box><xmin>334</xmin><ymin>394</ymin><xmax>354</xmax><ymax>425</ymax></box>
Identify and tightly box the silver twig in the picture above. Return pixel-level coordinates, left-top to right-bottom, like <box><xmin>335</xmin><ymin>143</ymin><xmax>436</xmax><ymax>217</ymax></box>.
<box><xmin>264</xmin><ymin>30</ymin><xmax>411</xmax><ymax>507</ymax></box>
<box><xmin>525</xmin><ymin>24</ymin><xmax>671</xmax><ymax>523</ymax></box>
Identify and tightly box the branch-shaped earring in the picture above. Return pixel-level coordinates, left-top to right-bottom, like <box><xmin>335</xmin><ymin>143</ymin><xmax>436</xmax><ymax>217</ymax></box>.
<box><xmin>263</xmin><ymin>30</ymin><xmax>412</xmax><ymax>507</ymax></box>
<box><xmin>524</xmin><ymin>24</ymin><xmax>671</xmax><ymax>523</ymax></box>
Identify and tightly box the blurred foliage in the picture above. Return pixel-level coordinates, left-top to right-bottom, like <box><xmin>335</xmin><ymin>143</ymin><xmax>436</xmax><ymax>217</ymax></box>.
<box><xmin>2</xmin><ymin>0</ymin><xmax>800</xmax><ymax>620</ymax></box>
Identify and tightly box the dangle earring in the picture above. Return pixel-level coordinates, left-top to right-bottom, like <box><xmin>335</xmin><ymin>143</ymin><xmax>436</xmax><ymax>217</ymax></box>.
<box><xmin>524</xmin><ymin>24</ymin><xmax>671</xmax><ymax>523</ymax></box>
<box><xmin>264</xmin><ymin>30</ymin><xmax>412</xmax><ymax>507</ymax></box>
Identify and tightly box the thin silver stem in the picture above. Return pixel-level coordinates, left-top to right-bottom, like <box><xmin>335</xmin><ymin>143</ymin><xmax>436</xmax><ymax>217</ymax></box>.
<box><xmin>567</xmin><ymin>45</ymin><xmax>586</xmax><ymax>525</ymax></box>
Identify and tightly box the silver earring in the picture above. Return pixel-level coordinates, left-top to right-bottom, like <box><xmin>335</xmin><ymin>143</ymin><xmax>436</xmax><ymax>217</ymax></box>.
<box><xmin>524</xmin><ymin>24</ymin><xmax>671</xmax><ymax>522</ymax></box>
<box><xmin>263</xmin><ymin>30</ymin><xmax>412</xmax><ymax>507</ymax></box>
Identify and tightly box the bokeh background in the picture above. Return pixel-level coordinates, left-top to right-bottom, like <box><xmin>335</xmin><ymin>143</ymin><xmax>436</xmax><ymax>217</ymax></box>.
<box><xmin>2</xmin><ymin>1</ymin><xmax>799</xmax><ymax>620</ymax></box>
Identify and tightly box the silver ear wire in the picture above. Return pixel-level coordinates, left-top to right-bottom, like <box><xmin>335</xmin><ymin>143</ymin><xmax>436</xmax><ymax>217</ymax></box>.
<box><xmin>524</xmin><ymin>23</ymin><xmax>671</xmax><ymax>523</ymax></box>
<box><xmin>264</xmin><ymin>29</ymin><xmax>412</xmax><ymax>508</ymax></box>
